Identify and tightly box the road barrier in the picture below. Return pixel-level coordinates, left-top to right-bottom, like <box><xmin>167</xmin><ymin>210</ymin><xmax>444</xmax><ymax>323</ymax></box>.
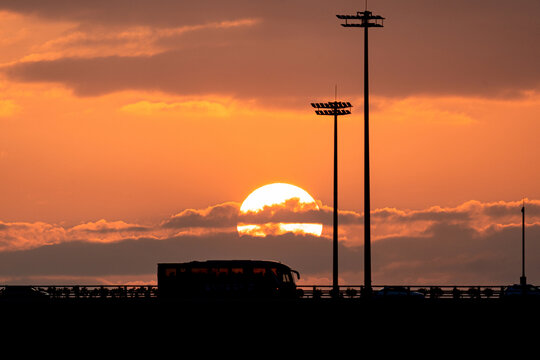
<box><xmin>0</xmin><ymin>284</ymin><xmax>524</xmax><ymax>300</ymax></box>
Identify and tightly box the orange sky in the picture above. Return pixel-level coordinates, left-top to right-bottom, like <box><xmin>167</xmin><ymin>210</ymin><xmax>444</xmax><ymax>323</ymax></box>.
<box><xmin>0</xmin><ymin>1</ymin><xmax>539</xmax><ymax>285</ymax></box>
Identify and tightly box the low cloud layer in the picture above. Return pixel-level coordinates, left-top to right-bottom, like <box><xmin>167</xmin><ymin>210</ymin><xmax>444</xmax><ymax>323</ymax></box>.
<box><xmin>1</xmin><ymin>199</ymin><xmax>538</xmax><ymax>285</ymax></box>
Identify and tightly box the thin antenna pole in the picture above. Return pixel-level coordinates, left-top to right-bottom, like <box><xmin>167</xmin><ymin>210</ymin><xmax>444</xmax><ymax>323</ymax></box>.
<box><xmin>521</xmin><ymin>199</ymin><xmax>526</xmax><ymax>285</ymax></box>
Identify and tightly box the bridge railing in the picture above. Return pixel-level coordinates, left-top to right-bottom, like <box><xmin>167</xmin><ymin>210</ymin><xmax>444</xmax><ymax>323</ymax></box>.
<box><xmin>0</xmin><ymin>285</ymin><xmax>159</xmax><ymax>299</ymax></box>
<box><xmin>0</xmin><ymin>284</ymin><xmax>512</xmax><ymax>300</ymax></box>
<box><xmin>297</xmin><ymin>285</ymin><xmax>508</xmax><ymax>299</ymax></box>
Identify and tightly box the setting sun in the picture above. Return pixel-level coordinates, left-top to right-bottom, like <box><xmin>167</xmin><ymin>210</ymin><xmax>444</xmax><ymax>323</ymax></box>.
<box><xmin>237</xmin><ymin>183</ymin><xmax>323</xmax><ymax>237</ymax></box>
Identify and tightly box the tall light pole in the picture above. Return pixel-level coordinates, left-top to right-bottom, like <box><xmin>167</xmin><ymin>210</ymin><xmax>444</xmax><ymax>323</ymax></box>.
<box><xmin>311</xmin><ymin>101</ymin><xmax>352</xmax><ymax>297</ymax></box>
<box><xmin>336</xmin><ymin>9</ymin><xmax>384</xmax><ymax>297</ymax></box>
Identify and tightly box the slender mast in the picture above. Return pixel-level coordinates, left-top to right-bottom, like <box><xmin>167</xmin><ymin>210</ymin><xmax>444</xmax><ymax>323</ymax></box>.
<box><xmin>333</xmin><ymin>105</ymin><xmax>339</xmax><ymax>294</ymax></box>
<box><xmin>337</xmin><ymin>8</ymin><xmax>384</xmax><ymax>297</ymax></box>
<box><xmin>521</xmin><ymin>201</ymin><xmax>526</xmax><ymax>285</ymax></box>
<box><xmin>363</xmin><ymin>23</ymin><xmax>371</xmax><ymax>295</ymax></box>
<box><xmin>311</xmin><ymin>100</ymin><xmax>352</xmax><ymax>297</ymax></box>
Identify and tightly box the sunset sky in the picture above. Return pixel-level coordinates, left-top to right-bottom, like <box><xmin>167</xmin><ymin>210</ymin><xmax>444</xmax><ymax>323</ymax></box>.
<box><xmin>1</xmin><ymin>0</ymin><xmax>539</xmax><ymax>286</ymax></box>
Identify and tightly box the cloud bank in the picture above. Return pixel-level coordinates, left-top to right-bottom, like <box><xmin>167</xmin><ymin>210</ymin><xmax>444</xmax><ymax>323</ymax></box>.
<box><xmin>1</xmin><ymin>1</ymin><xmax>539</xmax><ymax>99</ymax></box>
<box><xmin>1</xmin><ymin>199</ymin><xmax>538</xmax><ymax>286</ymax></box>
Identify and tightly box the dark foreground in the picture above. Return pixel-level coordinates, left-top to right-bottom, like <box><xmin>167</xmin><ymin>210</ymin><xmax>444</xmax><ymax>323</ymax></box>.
<box><xmin>2</xmin><ymin>297</ymin><xmax>538</xmax><ymax>354</ymax></box>
<box><xmin>3</xmin><ymin>297</ymin><xmax>538</xmax><ymax>329</ymax></box>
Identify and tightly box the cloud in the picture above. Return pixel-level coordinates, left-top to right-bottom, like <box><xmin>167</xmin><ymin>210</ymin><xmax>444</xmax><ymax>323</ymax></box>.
<box><xmin>0</xmin><ymin>219</ymin><xmax>152</xmax><ymax>252</ymax></box>
<box><xmin>371</xmin><ymin>221</ymin><xmax>540</xmax><ymax>285</ymax></box>
<box><xmin>67</xmin><ymin>219</ymin><xmax>151</xmax><ymax>243</ymax></box>
<box><xmin>0</xmin><ymin>220</ymin><xmax>538</xmax><ymax>286</ymax></box>
<box><xmin>0</xmin><ymin>221</ymin><xmax>67</xmax><ymax>252</ymax></box>
<box><xmin>70</xmin><ymin>219</ymin><xmax>149</xmax><ymax>234</ymax></box>
<box><xmin>2</xmin><ymin>199</ymin><xmax>536</xmax><ymax>253</ymax></box>
<box><xmin>160</xmin><ymin>199</ymin><xmax>355</xmax><ymax>232</ymax></box>
<box><xmin>1</xmin><ymin>1</ymin><xmax>538</xmax><ymax>98</ymax></box>
<box><xmin>160</xmin><ymin>202</ymin><xmax>240</xmax><ymax>230</ymax></box>
<box><xmin>239</xmin><ymin>198</ymin><xmax>327</xmax><ymax>224</ymax></box>
<box><xmin>0</xmin><ymin>1</ymin><xmax>269</xmax><ymax>28</ymax></box>
<box><xmin>21</xmin><ymin>18</ymin><xmax>260</xmax><ymax>61</ymax></box>
<box><xmin>380</xmin><ymin>199</ymin><xmax>539</xmax><ymax>231</ymax></box>
<box><xmin>1</xmin><ymin>199</ymin><xmax>539</xmax><ymax>285</ymax></box>
<box><xmin>2</xmin><ymin>46</ymin><xmax>328</xmax><ymax>98</ymax></box>
<box><xmin>0</xmin><ymin>231</ymin><xmax>334</xmax><ymax>281</ymax></box>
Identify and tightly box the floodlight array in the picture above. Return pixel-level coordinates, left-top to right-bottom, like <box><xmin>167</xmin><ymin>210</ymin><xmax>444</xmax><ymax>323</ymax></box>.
<box><xmin>315</xmin><ymin>109</ymin><xmax>351</xmax><ymax>116</ymax></box>
<box><xmin>311</xmin><ymin>101</ymin><xmax>352</xmax><ymax>109</ymax></box>
<box><xmin>337</xmin><ymin>11</ymin><xmax>385</xmax><ymax>28</ymax></box>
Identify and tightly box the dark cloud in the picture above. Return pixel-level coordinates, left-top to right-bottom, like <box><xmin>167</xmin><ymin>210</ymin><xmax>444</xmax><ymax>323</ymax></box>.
<box><xmin>3</xmin><ymin>41</ymin><xmax>348</xmax><ymax>98</ymax></box>
<box><xmin>0</xmin><ymin>0</ymin><xmax>272</xmax><ymax>28</ymax></box>
<box><xmin>78</xmin><ymin>226</ymin><xmax>148</xmax><ymax>234</ymax></box>
<box><xmin>1</xmin><ymin>0</ymin><xmax>538</xmax><ymax>98</ymax></box>
<box><xmin>0</xmin><ymin>232</ymin><xmax>335</xmax><ymax>280</ymax></box>
<box><xmin>371</xmin><ymin>222</ymin><xmax>540</xmax><ymax>285</ymax></box>
<box><xmin>2</xmin><ymin>199</ymin><xmax>539</xmax><ymax>284</ymax></box>
<box><xmin>71</xmin><ymin>221</ymin><xmax>149</xmax><ymax>234</ymax></box>
<box><xmin>1</xmin><ymin>199</ymin><xmax>535</xmax><ymax>250</ymax></box>
<box><xmin>482</xmin><ymin>201</ymin><xmax>540</xmax><ymax>218</ymax></box>
<box><xmin>0</xmin><ymin>222</ymin><xmax>538</xmax><ymax>286</ymax></box>
<box><xmin>160</xmin><ymin>202</ymin><xmax>240</xmax><ymax>229</ymax></box>
<box><xmin>374</xmin><ymin>206</ymin><xmax>472</xmax><ymax>223</ymax></box>
<box><xmin>160</xmin><ymin>198</ymin><xmax>363</xmax><ymax>228</ymax></box>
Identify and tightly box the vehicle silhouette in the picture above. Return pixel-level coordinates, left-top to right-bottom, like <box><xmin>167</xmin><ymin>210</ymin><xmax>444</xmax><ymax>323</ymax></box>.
<box><xmin>502</xmin><ymin>284</ymin><xmax>540</xmax><ymax>297</ymax></box>
<box><xmin>157</xmin><ymin>260</ymin><xmax>302</xmax><ymax>299</ymax></box>
<box><xmin>374</xmin><ymin>286</ymin><xmax>425</xmax><ymax>299</ymax></box>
